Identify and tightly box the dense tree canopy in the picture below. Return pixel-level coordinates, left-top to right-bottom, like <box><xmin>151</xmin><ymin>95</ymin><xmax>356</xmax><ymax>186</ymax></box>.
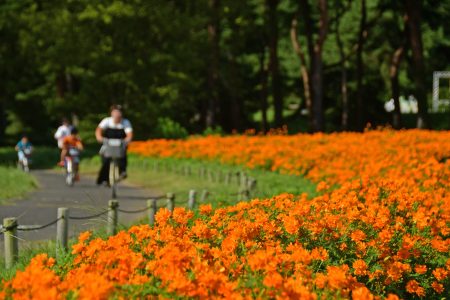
<box><xmin>0</xmin><ymin>0</ymin><xmax>449</xmax><ymax>144</ymax></box>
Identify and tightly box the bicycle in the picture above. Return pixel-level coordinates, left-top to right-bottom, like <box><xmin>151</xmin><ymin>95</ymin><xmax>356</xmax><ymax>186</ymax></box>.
<box><xmin>103</xmin><ymin>138</ymin><xmax>125</xmax><ymax>199</ymax></box>
<box><xmin>18</xmin><ymin>148</ymin><xmax>32</xmax><ymax>172</ymax></box>
<box><xmin>65</xmin><ymin>147</ymin><xmax>80</xmax><ymax>186</ymax></box>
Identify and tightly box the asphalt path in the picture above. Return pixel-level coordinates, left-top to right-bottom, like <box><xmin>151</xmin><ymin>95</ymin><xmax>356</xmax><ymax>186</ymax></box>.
<box><xmin>0</xmin><ymin>169</ymin><xmax>161</xmax><ymax>248</ymax></box>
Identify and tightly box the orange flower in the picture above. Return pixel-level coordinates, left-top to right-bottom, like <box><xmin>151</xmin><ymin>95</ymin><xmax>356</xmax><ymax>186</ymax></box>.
<box><xmin>352</xmin><ymin>259</ymin><xmax>368</xmax><ymax>276</ymax></box>
<box><xmin>350</xmin><ymin>230</ymin><xmax>366</xmax><ymax>243</ymax></box>
<box><xmin>199</xmin><ymin>204</ymin><xmax>213</xmax><ymax>215</ymax></box>
<box><xmin>352</xmin><ymin>286</ymin><xmax>374</xmax><ymax>300</ymax></box>
<box><xmin>406</xmin><ymin>280</ymin><xmax>425</xmax><ymax>297</ymax></box>
<box><xmin>431</xmin><ymin>281</ymin><xmax>444</xmax><ymax>294</ymax></box>
<box><xmin>432</xmin><ymin>268</ymin><xmax>448</xmax><ymax>281</ymax></box>
<box><xmin>5</xmin><ymin>130</ymin><xmax>450</xmax><ymax>299</ymax></box>
<box><xmin>414</xmin><ymin>264</ymin><xmax>427</xmax><ymax>275</ymax></box>
<box><xmin>263</xmin><ymin>271</ymin><xmax>283</xmax><ymax>288</ymax></box>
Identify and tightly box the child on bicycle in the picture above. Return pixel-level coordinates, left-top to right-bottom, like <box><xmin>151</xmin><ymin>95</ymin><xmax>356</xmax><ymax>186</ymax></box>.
<box><xmin>61</xmin><ymin>127</ymin><xmax>83</xmax><ymax>181</ymax></box>
<box><xmin>15</xmin><ymin>135</ymin><xmax>33</xmax><ymax>167</ymax></box>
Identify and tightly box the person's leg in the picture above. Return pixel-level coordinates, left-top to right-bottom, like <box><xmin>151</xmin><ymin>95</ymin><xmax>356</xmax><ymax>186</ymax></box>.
<box><xmin>74</xmin><ymin>158</ymin><xmax>80</xmax><ymax>181</ymax></box>
<box><xmin>18</xmin><ymin>151</ymin><xmax>24</xmax><ymax>164</ymax></box>
<box><xmin>58</xmin><ymin>148</ymin><xmax>67</xmax><ymax>167</ymax></box>
<box><xmin>97</xmin><ymin>156</ymin><xmax>111</xmax><ymax>185</ymax></box>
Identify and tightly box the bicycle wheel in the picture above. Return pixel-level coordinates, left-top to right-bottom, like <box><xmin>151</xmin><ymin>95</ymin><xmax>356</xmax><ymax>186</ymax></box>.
<box><xmin>66</xmin><ymin>160</ymin><xmax>74</xmax><ymax>186</ymax></box>
<box><xmin>23</xmin><ymin>158</ymin><xmax>29</xmax><ymax>172</ymax></box>
<box><xmin>110</xmin><ymin>160</ymin><xmax>118</xmax><ymax>199</ymax></box>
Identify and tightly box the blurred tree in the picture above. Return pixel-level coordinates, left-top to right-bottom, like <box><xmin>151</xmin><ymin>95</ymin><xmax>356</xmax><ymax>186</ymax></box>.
<box><xmin>0</xmin><ymin>0</ymin><xmax>449</xmax><ymax>143</ymax></box>
<box><xmin>405</xmin><ymin>0</ymin><xmax>428</xmax><ymax>128</ymax></box>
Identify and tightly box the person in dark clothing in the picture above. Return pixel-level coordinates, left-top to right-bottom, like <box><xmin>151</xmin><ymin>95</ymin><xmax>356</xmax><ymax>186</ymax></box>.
<box><xmin>95</xmin><ymin>105</ymin><xmax>133</xmax><ymax>186</ymax></box>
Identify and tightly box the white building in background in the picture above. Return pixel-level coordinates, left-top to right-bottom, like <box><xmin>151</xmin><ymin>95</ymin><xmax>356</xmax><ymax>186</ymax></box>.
<box><xmin>384</xmin><ymin>96</ymin><xmax>418</xmax><ymax>114</ymax></box>
<box><xmin>432</xmin><ymin>71</ymin><xmax>450</xmax><ymax>112</ymax></box>
<box><xmin>385</xmin><ymin>71</ymin><xmax>450</xmax><ymax>114</ymax></box>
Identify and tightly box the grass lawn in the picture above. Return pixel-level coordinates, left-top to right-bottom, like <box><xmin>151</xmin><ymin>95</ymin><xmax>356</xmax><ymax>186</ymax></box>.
<box><xmin>0</xmin><ymin>166</ymin><xmax>37</xmax><ymax>203</ymax></box>
<box><xmin>81</xmin><ymin>154</ymin><xmax>318</xmax><ymax>208</ymax></box>
<box><xmin>0</xmin><ymin>147</ymin><xmax>61</xmax><ymax>203</ymax></box>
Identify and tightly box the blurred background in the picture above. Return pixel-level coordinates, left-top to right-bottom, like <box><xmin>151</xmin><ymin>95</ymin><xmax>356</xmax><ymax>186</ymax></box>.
<box><xmin>0</xmin><ymin>0</ymin><xmax>449</xmax><ymax>144</ymax></box>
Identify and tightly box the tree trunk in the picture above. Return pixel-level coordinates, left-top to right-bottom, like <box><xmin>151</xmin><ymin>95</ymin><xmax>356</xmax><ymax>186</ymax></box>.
<box><xmin>390</xmin><ymin>45</ymin><xmax>405</xmax><ymax>129</ymax></box>
<box><xmin>405</xmin><ymin>0</ymin><xmax>428</xmax><ymax>128</ymax></box>
<box><xmin>356</xmin><ymin>0</ymin><xmax>367</xmax><ymax>131</ymax></box>
<box><xmin>335</xmin><ymin>18</ymin><xmax>349</xmax><ymax>131</ymax></box>
<box><xmin>290</xmin><ymin>16</ymin><xmax>313</xmax><ymax>131</ymax></box>
<box><xmin>0</xmin><ymin>101</ymin><xmax>5</xmax><ymax>145</ymax></box>
<box><xmin>311</xmin><ymin>54</ymin><xmax>324</xmax><ymax>131</ymax></box>
<box><xmin>293</xmin><ymin>0</ymin><xmax>328</xmax><ymax>132</ymax></box>
<box><xmin>311</xmin><ymin>0</ymin><xmax>328</xmax><ymax>132</ymax></box>
<box><xmin>267</xmin><ymin>0</ymin><xmax>283</xmax><ymax>127</ymax></box>
<box><xmin>56</xmin><ymin>71</ymin><xmax>66</xmax><ymax>99</ymax></box>
<box><xmin>334</xmin><ymin>4</ymin><xmax>350</xmax><ymax>131</ymax></box>
<box><xmin>206</xmin><ymin>0</ymin><xmax>220</xmax><ymax>128</ymax></box>
<box><xmin>259</xmin><ymin>49</ymin><xmax>269</xmax><ymax>133</ymax></box>
<box><xmin>229</xmin><ymin>54</ymin><xmax>241</xmax><ymax>132</ymax></box>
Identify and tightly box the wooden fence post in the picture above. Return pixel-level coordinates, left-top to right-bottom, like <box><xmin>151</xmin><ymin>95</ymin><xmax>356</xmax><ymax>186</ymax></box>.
<box><xmin>56</xmin><ymin>207</ymin><xmax>69</xmax><ymax>258</ymax></box>
<box><xmin>238</xmin><ymin>172</ymin><xmax>249</xmax><ymax>201</ymax></box>
<box><xmin>216</xmin><ymin>171</ymin><xmax>222</xmax><ymax>182</ymax></box>
<box><xmin>107</xmin><ymin>200</ymin><xmax>119</xmax><ymax>236</ymax></box>
<box><xmin>247</xmin><ymin>177</ymin><xmax>257</xmax><ymax>191</ymax></box>
<box><xmin>236</xmin><ymin>171</ymin><xmax>241</xmax><ymax>185</ymax></box>
<box><xmin>3</xmin><ymin>217</ymin><xmax>18</xmax><ymax>269</ymax></box>
<box><xmin>200</xmin><ymin>190</ymin><xmax>209</xmax><ymax>202</ymax></box>
<box><xmin>224</xmin><ymin>172</ymin><xmax>231</xmax><ymax>185</ymax></box>
<box><xmin>166</xmin><ymin>193</ymin><xmax>175</xmax><ymax>213</ymax></box>
<box><xmin>147</xmin><ymin>199</ymin><xmax>157</xmax><ymax>226</ymax></box>
<box><xmin>188</xmin><ymin>190</ymin><xmax>197</xmax><ymax>210</ymax></box>
<box><xmin>200</xmin><ymin>167</ymin><xmax>206</xmax><ymax>179</ymax></box>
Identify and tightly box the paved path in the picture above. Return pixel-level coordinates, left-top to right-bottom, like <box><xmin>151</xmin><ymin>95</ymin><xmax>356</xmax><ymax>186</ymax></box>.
<box><xmin>0</xmin><ymin>170</ymin><xmax>161</xmax><ymax>248</ymax></box>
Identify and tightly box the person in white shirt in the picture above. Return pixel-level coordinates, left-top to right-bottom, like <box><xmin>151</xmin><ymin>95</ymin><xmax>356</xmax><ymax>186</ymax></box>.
<box><xmin>54</xmin><ymin>118</ymin><xmax>72</xmax><ymax>166</ymax></box>
<box><xmin>95</xmin><ymin>105</ymin><xmax>133</xmax><ymax>186</ymax></box>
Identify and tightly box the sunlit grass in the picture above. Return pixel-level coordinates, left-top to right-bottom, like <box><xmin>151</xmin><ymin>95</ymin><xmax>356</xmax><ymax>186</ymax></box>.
<box><xmin>0</xmin><ymin>166</ymin><xmax>37</xmax><ymax>203</ymax></box>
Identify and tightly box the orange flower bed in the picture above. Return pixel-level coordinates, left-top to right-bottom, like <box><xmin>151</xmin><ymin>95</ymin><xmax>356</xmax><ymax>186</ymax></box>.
<box><xmin>1</xmin><ymin>130</ymin><xmax>450</xmax><ymax>299</ymax></box>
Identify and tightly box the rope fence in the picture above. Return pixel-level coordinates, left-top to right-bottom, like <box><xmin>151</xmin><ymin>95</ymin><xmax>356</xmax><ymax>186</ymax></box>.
<box><xmin>1</xmin><ymin>168</ymin><xmax>258</xmax><ymax>269</ymax></box>
<box><xmin>16</xmin><ymin>218</ymin><xmax>62</xmax><ymax>232</ymax></box>
<box><xmin>68</xmin><ymin>210</ymin><xmax>109</xmax><ymax>220</ymax></box>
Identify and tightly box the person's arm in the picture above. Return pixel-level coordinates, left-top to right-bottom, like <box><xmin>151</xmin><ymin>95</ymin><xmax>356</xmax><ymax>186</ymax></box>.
<box><xmin>54</xmin><ymin>127</ymin><xmax>62</xmax><ymax>140</ymax></box>
<box><xmin>77</xmin><ymin>139</ymin><xmax>84</xmax><ymax>150</ymax></box>
<box><xmin>15</xmin><ymin>144</ymin><xmax>19</xmax><ymax>151</ymax></box>
<box><xmin>96</xmin><ymin>118</ymin><xmax>107</xmax><ymax>143</ymax></box>
<box><xmin>95</xmin><ymin>127</ymin><xmax>104</xmax><ymax>143</ymax></box>
<box><xmin>124</xmin><ymin>119</ymin><xmax>133</xmax><ymax>144</ymax></box>
<box><xmin>125</xmin><ymin>131</ymin><xmax>133</xmax><ymax>144</ymax></box>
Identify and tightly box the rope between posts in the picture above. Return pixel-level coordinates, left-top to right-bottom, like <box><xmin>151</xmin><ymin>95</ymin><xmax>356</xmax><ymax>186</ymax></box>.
<box><xmin>150</xmin><ymin>195</ymin><xmax>167</xmax><ymax>200</ymax></box>
<box><xmin>68</xmin><ymin>210</ymin><xmax>109</xmax><ymax>220</ymax></box>
<box><xmin>118</xmin><ymin>206</ymin><xmax>150</xmax><ymax>214</ymax></box>
<box><xmin>17</xmin><ymin>217</ymin><xmax>62</xmax><ymax>232</ymax></box>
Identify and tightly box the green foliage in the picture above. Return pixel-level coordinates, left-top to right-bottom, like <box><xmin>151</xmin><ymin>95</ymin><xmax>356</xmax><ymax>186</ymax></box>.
<box><xmin>77</xmin><ymin>115</ymin><xmax>103</xmax><ymax>145</ymax></box>
<box><xmin>81</xmin><ymin>154</ymin><xmax>318</xmax><ymax>208</ymax></box>
<box><xmin>202</xmin><ymin>126</ymin><xmax>224</xmax><ymax>136</ymax></box>
<box><xmin>0</xmin><ymin>0</ymin><xmax>449</xmax><ymax>142</ymax></box>
<box><xmin>154</xmin><ymin>118</ymin><xmax>189</xmax><ymax>140</ymax></box>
